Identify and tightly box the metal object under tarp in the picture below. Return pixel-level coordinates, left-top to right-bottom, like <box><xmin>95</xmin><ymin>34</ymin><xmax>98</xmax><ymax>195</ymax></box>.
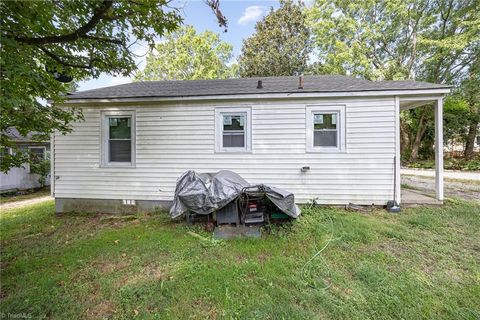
<box><xmin>213</xmin><ymin>225</ymin><xmax>261</xmax><ymax>239</ymax></box>
<box><xmin>169</xmin><ymin>170</ymin><xmax>301</xmax><ymax>219</ymax></box>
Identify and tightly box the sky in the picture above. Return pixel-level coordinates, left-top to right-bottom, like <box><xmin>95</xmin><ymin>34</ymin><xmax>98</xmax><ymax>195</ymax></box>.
<box><xmin>77</xmin><ymin>0</ymin><xmax>282</xmax><ymax>92</ymax></box>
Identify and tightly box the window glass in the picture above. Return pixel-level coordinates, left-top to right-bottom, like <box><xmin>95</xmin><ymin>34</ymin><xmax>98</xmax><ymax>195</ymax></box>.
<box><xmin>222</xmin><ymin>114</ymin><xmax>245</xmax><ymax>148</ymax></box>
<box><xmin>109</xmin><ymin>140</ymin><xmax>131</xmax><ymax>162</ymax></box>
<box><xmin>314</xmin><ymin>113</ymin><xmax>336</xmax><ymax>130</ymax></box>
<box><xmin>314</xmin><ymin>131</ymin><xmax>337</xmax><ymax>147</ymax></box>
<box><xmin>223</xmin><ymin>115</ymin><xmax>245</xmax><ymax>131</ymax></box>
<box><xmin>109</xmin><ymin>117</ymin><xmax>131</xmax><ymax>139</ymax></box>
<box><xmin>29</xmin><ymin>147</ymin><xmax>45</xmax><ymax>164</ymax></box>
<box><xmin>0</xmin><ymin>147</ymin><xmax>10</xmax><ymax>163</ymax></box>
<box><xmin>313</xmin><ymin>113</ymin><xmax>338</xmax><ymax>147</ymax></box>
<box><xmin>108</xmin><ymin>116</ymin><xmax>131</xmax><ymax>162</ymax></box>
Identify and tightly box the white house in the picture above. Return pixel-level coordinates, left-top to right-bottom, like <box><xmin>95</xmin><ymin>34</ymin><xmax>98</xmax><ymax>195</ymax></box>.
<box><xmin>1</xmin><ymin>128</ymin><xmax>50</xmax><ymax>193</ymax></box>
<box><xmin>52</xmin><ymin>75</ymin><xmax>450</xmax><ymax>213</ymax></box>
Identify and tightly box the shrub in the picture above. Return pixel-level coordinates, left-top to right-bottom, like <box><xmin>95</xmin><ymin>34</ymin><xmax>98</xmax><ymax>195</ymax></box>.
<box><xmin>30</xmin><ymin>158</ymin><xmax>50</xmax><ymax>187</ymax></box>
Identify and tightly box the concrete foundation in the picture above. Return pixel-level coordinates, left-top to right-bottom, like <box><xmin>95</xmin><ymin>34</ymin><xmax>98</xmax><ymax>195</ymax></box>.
<box><xmin>55</xmin><ymin>198</ymin><xmax>172</xmax><ymax>214</ymax></box>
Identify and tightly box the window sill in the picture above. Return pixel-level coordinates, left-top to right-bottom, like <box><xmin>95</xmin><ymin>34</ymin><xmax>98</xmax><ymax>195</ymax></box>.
<box><xmin>100</xmin><ymin>163</ymin><xmax>136</xmax><ymax>168</ymax></box>
<box><xmin>215</xmin><ymin>149</ymin><xmax>252</xmax><ymax>154</ymax></box>
<box><xmin>306</xmin><ymin>148</ymin><xmax>346</xmax><ymax>154</ymax></box>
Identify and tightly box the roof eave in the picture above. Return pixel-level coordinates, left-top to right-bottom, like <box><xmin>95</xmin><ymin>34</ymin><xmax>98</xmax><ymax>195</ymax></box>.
<box><xmin>61</xmin><ymin>87</ymin><xmax>451</xmax><ymax>105</ymax></box>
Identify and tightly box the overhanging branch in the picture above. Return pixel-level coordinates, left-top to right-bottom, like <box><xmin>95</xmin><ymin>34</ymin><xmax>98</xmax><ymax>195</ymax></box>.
<box><xmin>39</xmin><ymin>47</ymin><xmax>93</xmax><ymax>69</ymax></box>
<box><xmin>13</xmin><ymin>0</ymin><xmax>114</xmax><ymax>45</ymax></box>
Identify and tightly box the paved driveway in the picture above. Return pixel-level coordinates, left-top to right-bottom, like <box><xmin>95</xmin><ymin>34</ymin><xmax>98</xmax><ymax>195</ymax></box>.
<box><xmin>401</xmin><ymin>169</ymin><xmax>480</xmax><ymax>201</ymax></box>
<box><xmin>401</xmin><ymin>168</ymin><xmax>480</xmax><ymax>181</ymax></box>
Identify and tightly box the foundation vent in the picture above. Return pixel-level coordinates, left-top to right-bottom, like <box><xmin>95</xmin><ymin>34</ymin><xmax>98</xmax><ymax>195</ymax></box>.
<box><xmin>122</xmin><ymin>199</ymin><xmax>136</xmax><ymax>206</ymax></box>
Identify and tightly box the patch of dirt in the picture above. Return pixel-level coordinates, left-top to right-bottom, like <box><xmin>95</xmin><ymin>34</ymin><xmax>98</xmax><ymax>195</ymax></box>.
<box><xmin>116</xmin><ymin>263</ymin><xmax>171</xmax><ymax>288</ymax></box>
<box><xmin>190</xmin><ymin>298</ymin><xmax>220</xmax><ymax>319</ymax></box>
<box><xmin>49</xmin><ymin>213</ymin><xmax>142</xmax><ymax>244</ymax></box>
<box><xmin>84</xmin><ymin>300</ymin><xmax>117</xmax><ymax>319</ymax></box>
<box><xmin>257</xmin><ymin>252</ymin><xmax>270</xmax><ymax>264</ymax></box>
<box><xmin>143</xmin><ymin>263</ymin><xmax>170</xmax><ymax>281</ymax></box>
<box><xmin>236</xmin><ymin>255</ymin><xmax>247</xmax><ymax>263</ymax></box>
<box><xmin>358</xmin><ymin>239</ymin><xmax>409</xmax><ymax>258</ymax></box>
<box><xmin>96</xmin><ymin>259</ymin><xmax>131</xmax><ymax>274</ymax></box>
<box><xmin>0</xmin><ymin>289</ymin><xmax>7</xmax><ymax>301</ymax></box>
<box><xmin>0</xmin><ymin>196</ymin><xmax>53</xmax><ymax>211</ymax></box>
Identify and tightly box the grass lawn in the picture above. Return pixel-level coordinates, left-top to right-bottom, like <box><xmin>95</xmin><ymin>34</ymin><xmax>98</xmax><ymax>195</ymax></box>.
<box><xmin>1</xmin><ymin>200</ymin><xmax>479</xmax><ymax>319</ymax></box>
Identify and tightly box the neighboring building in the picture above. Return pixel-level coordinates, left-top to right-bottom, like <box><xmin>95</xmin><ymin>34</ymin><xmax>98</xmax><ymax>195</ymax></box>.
<box><xmin>0</xmin><ymin>128</ymin><xmax>50</xmax><ymax>193</ymax></box>
<box><xmin>53</xmin><ymin>75</ymin><xmax>450</xmax><ymax>213</ymax></box>
<box><xmin>444</xmin><ymin>124</ymin><xmax>480</xmax><ymax>154</ymax></box>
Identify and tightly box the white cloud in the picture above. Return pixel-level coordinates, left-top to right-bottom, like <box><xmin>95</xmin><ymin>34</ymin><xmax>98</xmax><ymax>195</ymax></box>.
<box><xmin>238</xmin><ymin>6</ymin><xmax>266</xmax><ymax>25</ymax></box>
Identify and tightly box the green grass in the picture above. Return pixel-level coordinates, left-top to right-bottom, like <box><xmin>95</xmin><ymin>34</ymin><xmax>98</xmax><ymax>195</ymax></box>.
<box><xmin>1</xmin><ymin>200</ymin><xmax>479</xmax><ymax>319</ymax></box>
<box><xmin>405</xmin><ymin>157</ymin><xmax>480</xmax><ymax>171</ymax></box>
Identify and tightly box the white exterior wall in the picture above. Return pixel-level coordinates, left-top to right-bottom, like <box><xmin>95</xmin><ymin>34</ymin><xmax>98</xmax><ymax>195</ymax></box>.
<box><xmin>0</xmin><ymin>167</ymin><xmax>50</xmax><ymax>191</ymax></box>
<box><xmin>54</xmin><ymin>97</ymin><xmax>396</xmax><ymax>205</ymax></box>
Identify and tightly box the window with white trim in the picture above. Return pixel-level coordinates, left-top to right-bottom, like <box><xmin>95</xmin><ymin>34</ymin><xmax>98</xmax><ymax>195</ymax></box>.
<box><xmin>102</xmin><ymin>111</ymin><xmax>135</xmax><ymax>166</ymax></box>
<box><xmin>215</xmin><ymin>107</ymin><xmax>251</xmax><ymax>152</ymax></box>
<box><xmin>306</xmin><ymin>105</ymin><xmax>346</xmax><ymax>152</ymax></box>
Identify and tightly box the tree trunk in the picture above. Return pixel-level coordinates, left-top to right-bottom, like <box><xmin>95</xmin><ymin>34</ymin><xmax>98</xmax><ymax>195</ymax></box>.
<box><xmin>409</xmin><ymin>107</ymin><xmax>429</xmax><ymax>162</ymax></box>
<box><xmin>400</xmin><ymin>119</ymin><xmax>410</xmax><ymax>155</ymax></box>
<box><xmin>464</xmin><ymin>119</ymin><xmax>478</xmax><ymax>160</ymax></box>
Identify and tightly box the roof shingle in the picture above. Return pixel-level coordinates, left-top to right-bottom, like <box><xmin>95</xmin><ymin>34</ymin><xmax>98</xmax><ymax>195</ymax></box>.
<box><xmin>68</xmin><ymin>75</ymin><xmax>450</xmax><ymax>100</ymax></box>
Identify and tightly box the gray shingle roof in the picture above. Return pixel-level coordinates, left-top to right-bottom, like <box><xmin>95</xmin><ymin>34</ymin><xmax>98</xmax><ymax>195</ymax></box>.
<box><xmin>68</xmin><ymin>75</ymin><xmax>450</xmax><ymax>100</ymax></box>
<box><xmin>2</xmin><ymin>128</ymin><xmax>48</xmax><ymax>142</ymax></box>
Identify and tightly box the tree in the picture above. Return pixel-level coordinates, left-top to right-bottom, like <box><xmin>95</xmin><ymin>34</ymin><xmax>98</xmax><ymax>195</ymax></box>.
<box><xmin>460</xmin><ymin>57</ymin><xmax>480</xmax><ymax>159</ymax></box>
<box><xmin>238</xmin><ymin>0</ymin><xmax>311</xmax><ymax>77</ymax></box>
<box><xmin>0</xmin><ymin>0</ymin><xmax>226</xmax><ymax>172</ymax></box>
<box><xmin>308</xmin><ymin>0</ymin><xmax>480</xmax><ymax>161</ymax></box>
<box><xmin>135</xmin><ymin>26</ymin><xmax>235</xmax><ymax>81</ymax></box>
<box><xmin>30</xmin><ymin>156</ymin><xmax>51</xmax><ymax>188</ymax></box>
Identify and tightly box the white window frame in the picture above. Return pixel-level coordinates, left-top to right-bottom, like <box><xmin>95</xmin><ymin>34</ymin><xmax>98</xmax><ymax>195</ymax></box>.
<box><xmin>28</xmin><ymin>146</ymin><xmax>46</xmax><ymax>173</ymax></box>
<box><xmin>215</xmin><ymin>107</ymin><xmax>252</xmax><ymax>153</ymax></box>
<box><xmin>306</xmin><ymin>105</ymin><xmax>346</xmax><ymax>153</ymax></box>
<box><xmin>101</xmin><ymin>110</ymin><xmax>136</xmax><ymax>167</ymax></box>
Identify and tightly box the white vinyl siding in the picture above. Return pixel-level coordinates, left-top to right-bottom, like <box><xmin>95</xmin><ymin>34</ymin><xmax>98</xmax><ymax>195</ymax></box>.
<box><xmin>54</xmin><ymin>97</ymin><xmax>396</xmax><ymax>205</ymax></box>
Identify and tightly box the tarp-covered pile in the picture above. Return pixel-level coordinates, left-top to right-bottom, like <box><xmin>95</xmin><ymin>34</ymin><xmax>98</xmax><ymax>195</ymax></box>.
<box><xmin>170</xmin><ymin>170</ymin><xmax>301</xmax><ymax>219</ymax></box>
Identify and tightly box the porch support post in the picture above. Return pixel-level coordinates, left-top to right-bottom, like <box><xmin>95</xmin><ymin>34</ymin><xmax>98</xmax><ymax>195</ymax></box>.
<box><xmin>435</xmin><ymin>98</ymin><xmax>444</xmax><ymax>201</ymax></box>
<box><xmin>394</xmin><ymin>96</ymin><xmax>401</xmax><ymax>204</ymax></box>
